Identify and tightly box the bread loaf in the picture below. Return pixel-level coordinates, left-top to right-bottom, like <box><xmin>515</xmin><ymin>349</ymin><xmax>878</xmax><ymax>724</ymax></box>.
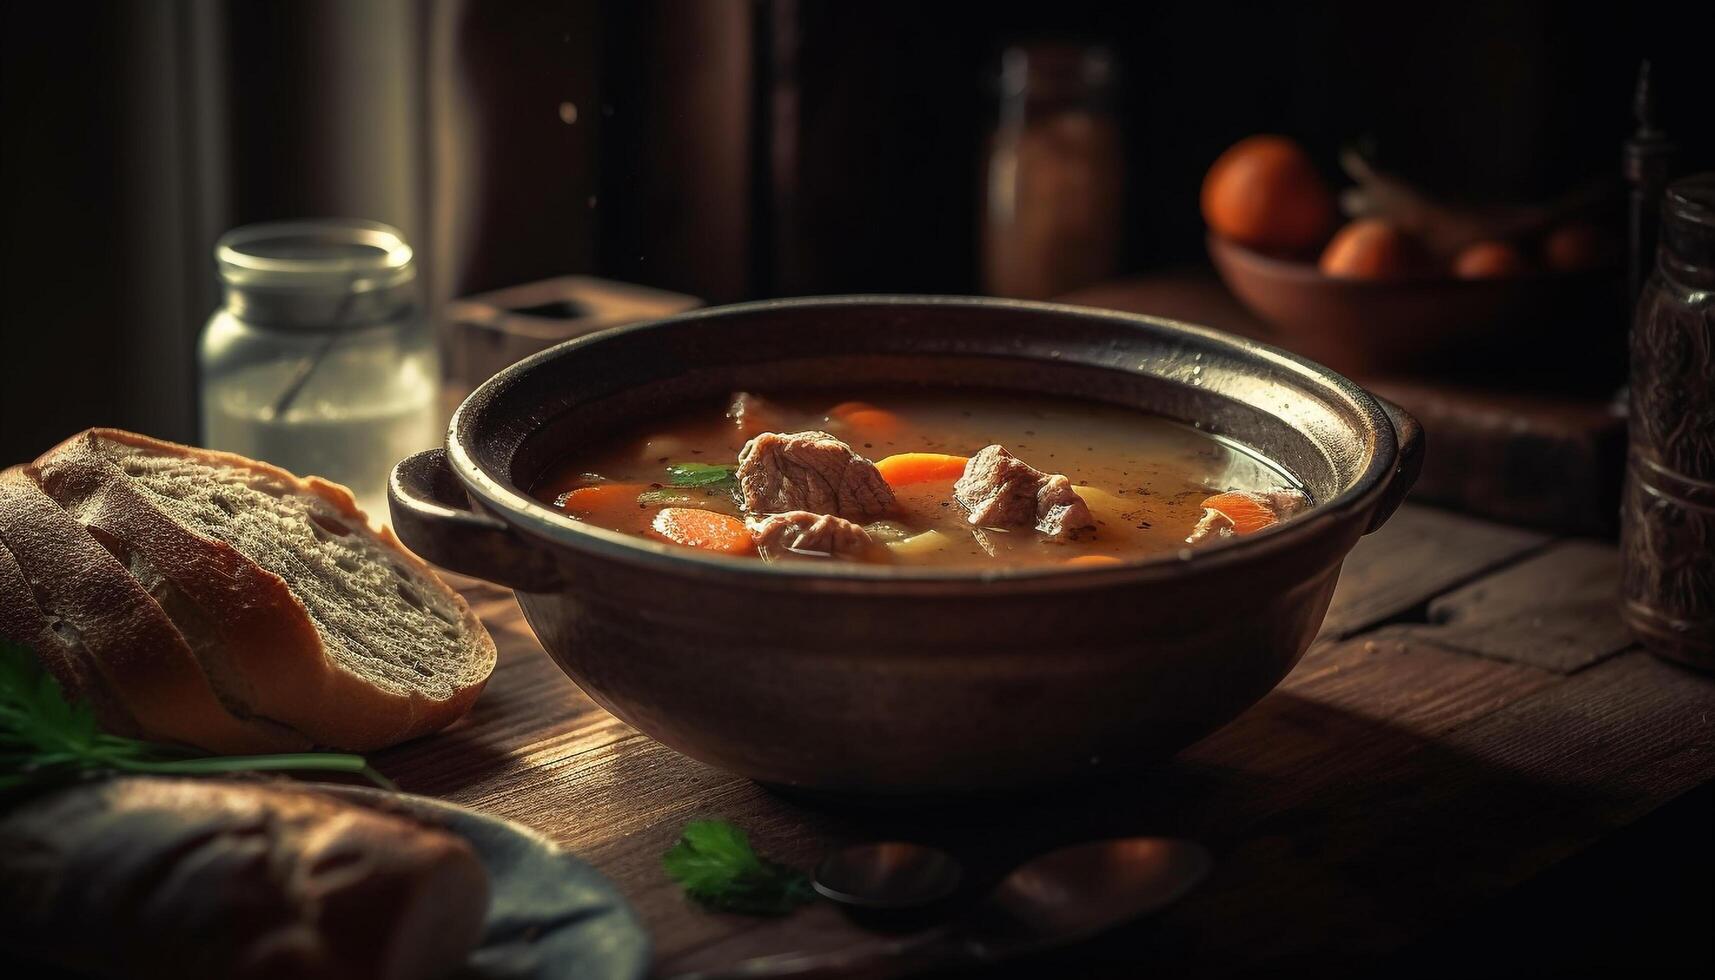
<box><xmin>0</xmin><ymin>430</ymin><xmax>495</xmax><ymax>752</ymax></box>
<box><xmin>0</xmin><ymin>469</ymin><xmax>302</xmax><ymax>753</ymax></box>
<box><xmin>0</xmin><ymin>778</ymin><xmax>491</xmax><ymax>980</ymax></box>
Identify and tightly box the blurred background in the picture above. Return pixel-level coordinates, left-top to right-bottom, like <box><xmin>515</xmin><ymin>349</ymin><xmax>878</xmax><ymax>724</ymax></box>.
<box><xmin>2</xmin><ymin>0</ymin><xmax>1711</xmax><ymax>463</ymax></box>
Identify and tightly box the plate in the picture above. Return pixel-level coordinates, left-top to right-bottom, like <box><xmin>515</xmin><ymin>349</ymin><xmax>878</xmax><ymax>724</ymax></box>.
<box><xmin>324</xmin><ymin>786</ymin><xmax>649</xmax><ymax>980</ymax></box>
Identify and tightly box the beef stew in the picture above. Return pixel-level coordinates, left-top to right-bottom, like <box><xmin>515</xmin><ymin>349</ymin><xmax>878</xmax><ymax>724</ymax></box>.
<box><xmin>533</xmin><ymin>389</ymin><xmax>1309</xmax><ymax>568</ymax></box>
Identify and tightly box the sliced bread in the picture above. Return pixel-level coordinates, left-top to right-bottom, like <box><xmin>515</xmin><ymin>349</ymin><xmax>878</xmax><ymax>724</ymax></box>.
<box><xmin>0</xmin><ymin>469</ymin><xmax>303</xmax><ymax>753</ymax></box>
<box><xmin>28</xmin><ymin>430</ymin><xmax>496</xmax><ymax>750</ymax></box>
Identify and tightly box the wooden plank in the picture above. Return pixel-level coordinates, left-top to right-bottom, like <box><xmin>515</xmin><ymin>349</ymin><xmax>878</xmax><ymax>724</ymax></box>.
<box><xmin>1274</xmin><ymin>626</ymin><xmax>1558</xmax><ymax>737</ymax></box>
<box><xmin>1399</xmin><ymin>540</ymin><xmax>1634</xmax><ymax>673</ymax></box>
<box><xmin>1151</xmin><ymin>629</ymin><xmax>1561</xmax><ymax>841</ymax></box>
<box><xmin>1321</xmin><ymin>505</ymin><xmax>1549</xmax><ymax>639</ymax></box>
<box><xmin>1148</xmin><ymin>652</ymin><xmax>1715</xmax><ymax>977</ymax></box>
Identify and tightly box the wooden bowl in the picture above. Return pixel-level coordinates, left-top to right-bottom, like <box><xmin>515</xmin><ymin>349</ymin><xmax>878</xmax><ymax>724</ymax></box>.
<box><xmin>1208</xmin><ymin>234</ymin><xmax>1622</xmax><ymax>378</ymax></box>
<box><xmin>390</xmin><ymin>297</ymin><xmax>1421</xmax><ymax>795</ymax></box>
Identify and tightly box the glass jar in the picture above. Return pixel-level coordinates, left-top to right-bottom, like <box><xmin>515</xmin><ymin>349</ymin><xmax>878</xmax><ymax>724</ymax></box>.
<box><xmin>1621</xmin><ymin>174</ymin><xmax>1715</xmax><ymax>671</ymax></box>
<box><xmin>199</xmin><ymin>220</ymin><xmax>441</xmax><ymax>521</ymax></box>
<box><xmin>981</xmin><ymin>44</ymin><xmax>1123</xmax><ymax>299</ymax></box>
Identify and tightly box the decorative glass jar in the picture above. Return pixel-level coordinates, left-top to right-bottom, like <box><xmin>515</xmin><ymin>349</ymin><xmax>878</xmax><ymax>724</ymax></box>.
<box><xmin>198</xmin><ymin>220</ymin><xmax>440</xmax><ymax>520</ymax></box>
<box><xmin>981</xmin><ymin>44</ymin><xmax>1123</xmax><ymax>300</ymax></box>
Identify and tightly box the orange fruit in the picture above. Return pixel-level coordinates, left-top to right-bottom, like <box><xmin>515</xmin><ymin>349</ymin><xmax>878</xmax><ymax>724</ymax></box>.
<box><xmin>1452</xmin><ymin>240</ymin><xmax>1528</xmax><ymax>279</ymax></box>
<box><xmin>1201</xmin><ymin>136</ymin><xmax>1337</xmax><ymax>253</ymax></box>
<box><xmin>1318</xmin><ymin>219</ymin><xmax>1418</xmax><ymax>279</ymax></box>
<box><xmin>1542</xmin><ymin>221</ymin><xmax>1605</xmax><ymax>272</ymax></box>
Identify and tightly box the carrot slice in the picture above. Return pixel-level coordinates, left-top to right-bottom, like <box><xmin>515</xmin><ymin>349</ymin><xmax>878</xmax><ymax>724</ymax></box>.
<box><xmin>827</xmin><ymin>400</ymin><xmax>879</xmax><ymax>418</ymax></box>
<box><xmin>874</xmin><ymin>452</ymin><xmax>969</xmax><ymax>487</ymax></box>
<box><xmin>556</xmin><ymin>483</ymin><xmax>649</xmax><ymax>515</ymax></box>
<box><xmin>828</xmin><ymin>401</ymin><xmax>905</xmax><ymax>438</ymax></box>
<box><xmin>1198</xmin><ymin>491</ymin><xmax>1281</xmax><ymax>535</ymax></box>
<box><xmin>650</xmin><ymin>507</ymin><xmax>756</xmax><ymax>555</ymax></box>
<box><xmin>1063</xmin><ymin>554</ymin><xmax>1125</xmax><ymax>567</ymax></box>
<box><xmin>845</xmin><ymin>409</ymin><xmax>904</xmax><ymax>434</ymax></box>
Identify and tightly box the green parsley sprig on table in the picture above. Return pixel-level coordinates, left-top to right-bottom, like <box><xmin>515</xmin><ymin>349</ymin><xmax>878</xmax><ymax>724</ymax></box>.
<box><xmin>663</xmin><ymin>819</ymin><xmax>816</xmax><ymax>916</ymax></box>
<box><xmin>0</xmin><ymin>641</ymin><xmax>393</xmax><ymax>791</ymax></box>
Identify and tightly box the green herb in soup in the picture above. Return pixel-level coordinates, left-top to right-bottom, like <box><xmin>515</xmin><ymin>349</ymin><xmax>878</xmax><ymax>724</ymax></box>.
<box><xmin>534</xmin><ymin>390</ymin><xmax>1310</xmax><ymax>568</ymax></box>
<box><xmin>664</xmin><ymin>462</ymin><xmax>739</xmax><ymax>488</ymax></box>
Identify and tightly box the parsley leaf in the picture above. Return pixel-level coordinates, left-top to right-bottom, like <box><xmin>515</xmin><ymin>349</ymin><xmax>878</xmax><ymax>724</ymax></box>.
<box><xmin>663</xmin><ymin>819</ymin><xmax>815</xmax><ymax>915</ymax></box>
<box><xmin>0</xmin><ymin>641</ymin><xmax>392</xmax><ymax>791</ymax></box>
<box><xmin>665</xmin><ymin>463</ymin><xmax>738</xmax><ymax>488</ymax></box>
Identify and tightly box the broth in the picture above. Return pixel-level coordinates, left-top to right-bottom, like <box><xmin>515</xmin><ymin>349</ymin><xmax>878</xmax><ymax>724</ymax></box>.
<box><xmin>533</xmin><ymin>389</ymin><xmax>1306</xmax><ymax>568</ymax></box>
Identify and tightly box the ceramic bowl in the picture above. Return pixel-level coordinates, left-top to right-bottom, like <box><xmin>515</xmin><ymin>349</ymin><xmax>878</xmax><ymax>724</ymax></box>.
<box><xmin>390</xmin><ymin>297</ymin><xmax>1421</xmax><ymax>794</ymax></box>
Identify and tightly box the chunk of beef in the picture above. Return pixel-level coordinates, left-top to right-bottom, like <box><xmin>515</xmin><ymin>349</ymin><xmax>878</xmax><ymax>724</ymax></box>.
<box><xmin>952</xmin><ymin>445</ymin><xmax>1095</xmax><ymax>539</ymax></box>
<box><xmin>749</xmin><ymin>511</ymin><xmax>878</xmax><ymax>562</ymax></box>
<box><xmin>736</xmin><ymin>431</ymin><xmax>896</xmax><ymax>521</ymax></box>
<box><xmin>1185</xmin><ymin>488</ymin><xmax>1311</xmax><ymax>544</ymax></box>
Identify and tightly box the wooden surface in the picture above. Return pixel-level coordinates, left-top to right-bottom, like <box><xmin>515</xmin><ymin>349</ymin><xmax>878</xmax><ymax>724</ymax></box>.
<box><xmin>374</xmin><ymin>503</ymin><xmax>1715</xmax><ymax>977</ymax></box>
<box><xmin>1060</xmin><ymin>271</ymin><xmax>1628</xmax><ymax>535</ymax></box>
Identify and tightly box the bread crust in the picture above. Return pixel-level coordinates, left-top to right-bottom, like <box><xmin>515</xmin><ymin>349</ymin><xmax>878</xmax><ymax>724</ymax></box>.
<box><xmin>0</xmin><ymin>777</ymin><xmax>491</xmax><ymax>980</ymax></box>
<box><xmin>0</xmin><ymin>469</ymin><xmax>302</xmax><ymax>754</ymax></box>
<box><xmin>29</xmin><ymin>429</ymin><xmax>494</xmax><ymax>750</ymax></box>
<box><xmin>0</xmin><ymin>533</ymin><xmax>140</xmax><ymax>737</ymax></box>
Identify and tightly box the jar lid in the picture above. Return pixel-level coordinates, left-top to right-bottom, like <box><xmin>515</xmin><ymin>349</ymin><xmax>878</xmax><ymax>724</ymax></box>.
<box><xmin>1660</xmin><ymin>174</ymin><xmax>1715</xmax><ymax>284</ymax></box>
<box><xmin>994</xmin><ymin>43</ymin><xmax>1116</xmax><ymax>103</ymax></box>
<box><xmin>1663</xmin><ymin>174</ymin><xmax>1715</xmax><ymax>230</ymax></box>
<box><xmin>216</xmin><ymin>219</ymin><xmax>417</xmax><ymax>328</ymax></box>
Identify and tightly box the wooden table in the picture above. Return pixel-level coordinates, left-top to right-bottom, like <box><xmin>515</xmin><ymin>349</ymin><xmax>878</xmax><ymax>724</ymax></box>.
<box><xmin>375</xmin><ymin>505</ymin><xmax>1715</xmax><ymax>977</ymax></box>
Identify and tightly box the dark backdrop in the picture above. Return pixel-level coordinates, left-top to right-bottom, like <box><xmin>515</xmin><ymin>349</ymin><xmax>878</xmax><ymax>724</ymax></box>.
<box><xmin>4</xmin><ymin>0</ymin><xmax>1713</xmax><ymax>460</ymax></box>
<box><xmin>719</xmin><ymin>0</ymin><xmax>1715</xmax><ymax>296</ymax></box>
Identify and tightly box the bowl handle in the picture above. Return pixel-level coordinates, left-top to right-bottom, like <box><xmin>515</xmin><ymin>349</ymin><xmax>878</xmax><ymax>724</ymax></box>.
<box><xmin>1366</xmin><ymin>396</ymin><xmax>1425</xmax><ymax>534</ymax></box>
<box><xmin>389</xmin><ymin>449</ymin><xmax>563</xmax><ymax>592</ymax></box>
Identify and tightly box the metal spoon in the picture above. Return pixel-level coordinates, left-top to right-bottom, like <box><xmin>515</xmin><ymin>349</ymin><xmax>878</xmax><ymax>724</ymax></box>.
<box><xmin>813</xmin><ymin>842</ymin><xmax>963</xmax><ymax>909</ymax></box>
<box><xmin>680</xmin><ymin>837</ymin><xmax>1211</xmax><ymax>979</ymax></box>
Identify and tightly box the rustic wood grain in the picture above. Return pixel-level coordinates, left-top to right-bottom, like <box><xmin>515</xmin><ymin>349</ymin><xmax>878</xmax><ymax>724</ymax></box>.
<box><xmin>379</xmin><ymin>502</ymin><xmax>1713</xmax><ymax>977</ymax></box>
<box><xmin>1139</xmin><ymin>651</ymin><xmax>1715</xmax><ymax>977</ymax></box>
<box><xmin>1321</xmin><ymin>505</ymin><xmax>1549</xmax><ymax>639</ymax></box>
<box><xmin>1399</xmin><ymin>540</ymin><xmax>1635</xmax><ymax>673</ymax></box>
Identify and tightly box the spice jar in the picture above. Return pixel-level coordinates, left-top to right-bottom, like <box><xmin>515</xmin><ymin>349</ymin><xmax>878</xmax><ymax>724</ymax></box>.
<box><xmin>981</xmin><ymin>44</ymin><xmax>1123</xmax><ymax>300</ymax></box>
<box><xmin>198</xmin><ymin>220</ymin><xmax>440</xmax><ymax>521</ymax></box>
<box><xmin>1621</xmin><ymin>174</ymin><xmax>1715</xmax><ymax>670</ymax></box>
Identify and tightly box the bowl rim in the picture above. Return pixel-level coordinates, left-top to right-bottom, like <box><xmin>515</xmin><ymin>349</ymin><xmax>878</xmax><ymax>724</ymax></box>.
<box><xmin>443</xmin><ymin>295</ymin><xmax>1401</xmax><ymax>590</ymax></box>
